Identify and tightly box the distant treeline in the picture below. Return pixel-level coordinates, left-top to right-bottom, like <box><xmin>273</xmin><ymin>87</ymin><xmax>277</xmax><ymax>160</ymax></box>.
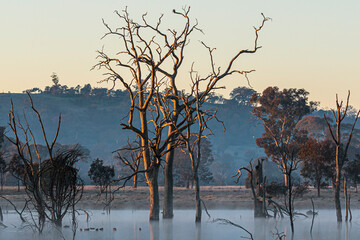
<box><xmin>23</xmin><ymin>73</ymin><xmax>129</xmax><ymax>98</ymax></box>
<box><xmin>22</xmin><ymin>73</ymin><xmax>259</xmax><ymax>105</ymax></box>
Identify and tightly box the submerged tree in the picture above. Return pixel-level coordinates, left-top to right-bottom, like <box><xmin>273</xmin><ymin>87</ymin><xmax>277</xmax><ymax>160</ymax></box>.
<box><xmin>251</xmin><ymin>87</ymin><xmax>315</xmax><ymax>232</ymax></box>
<box><xmin>93</xmin><ymin>8</ymin><xmax>199</xmax><ymax>220</ymax></box>
<box><xmin>8</xmin><ymin>93</ymin><xmax>84</xmax><ymax>230</ymax></box>
<box><xmin>235</xmin><ymin>157</ymin><xmax>267</xmax><ymax>218</ymax></box>
<box><xmin>94</xmin><ymin>7</ymin><xmax>269</xmax><ymax>220</ymax></box>
<box><xmin>324</xmin><ymin>91</ymin><xmax>360</xmax><ymax>222</ymax></box>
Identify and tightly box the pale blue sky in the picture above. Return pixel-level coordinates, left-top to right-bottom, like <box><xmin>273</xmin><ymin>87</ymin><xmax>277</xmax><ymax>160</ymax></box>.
<box><xmin>1</xmin><ymin>0</ymin><xmax>360</xmax><ymax>108</ymax></box>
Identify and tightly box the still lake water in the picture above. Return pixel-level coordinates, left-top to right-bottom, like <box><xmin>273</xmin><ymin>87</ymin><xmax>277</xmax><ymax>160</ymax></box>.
<box><xmin>0</xmin><ymin>209</ymin><xmax>359</xmax><ymax>240</ymax></box>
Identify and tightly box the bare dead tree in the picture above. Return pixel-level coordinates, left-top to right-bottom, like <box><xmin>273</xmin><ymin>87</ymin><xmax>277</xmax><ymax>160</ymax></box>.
<box><xmin>324</xmin><ymin>91</ymin><xmax>360</xmax><ymax>222</ymax></box>
<box><xmin>93</xmin><ymin>7</ymin><xmax>201</xmax><ymax>220</ymax></box>
<box><xmin>7</xmin><ymin>93</ymin><xmax>84</xmax><ymax>230</ymax></box>
<box><xmin>94</xmin><ymin>7</ymin><xmax>269</xmax><ymax>220</ymax></box>
<box><xmin>213</xmin><ymin>218</ymin><xmax>254</xmax><ymax>240</ymax></box>
<box><xmin>234</xmin><ymin>158</ymin><xmax>267</xmax><ymax>218</ymax></box>
<box><xmin>177</xmin><ymin>87</ymin><xmax>219</xmax><ymax>222</ymax></box>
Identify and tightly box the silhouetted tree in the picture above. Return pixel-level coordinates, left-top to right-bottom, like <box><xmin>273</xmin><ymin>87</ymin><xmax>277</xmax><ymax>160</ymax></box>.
<box><xmin>51</xmin><ymin>72</ymin><xmax>59</xmax><ymax>86</ymax></box>
<box><xmin>88</xmin><ymin>158</ymin><xmax>115</xmax><ymax>193</ymax></box>
<box><xmin>229</xmin><ymin>87</ymin><xmax>256</xmax><ymax>105</ymax></box>
<box><xmin>49</xmin><ymin>73</ymin><xmax>62</xmax><ymax>95</ymax></box>
<box><xmin>80</xmin><ymin>84</ymin><xmax>92</xmax><ymax>96</ymax></box>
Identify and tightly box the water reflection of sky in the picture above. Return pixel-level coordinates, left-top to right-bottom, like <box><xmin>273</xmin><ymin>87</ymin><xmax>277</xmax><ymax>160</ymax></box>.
<box><xmin>0</xmin><ymin>209</ymin><xmax>359</xmax><ymax>240</ymax></box>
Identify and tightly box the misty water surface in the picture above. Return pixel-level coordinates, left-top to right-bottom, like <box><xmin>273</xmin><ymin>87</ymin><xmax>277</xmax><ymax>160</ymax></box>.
<box><xmin>0</xmin><ymin>209</ymin><xmax>359</xmax><ymax>240</ymax></box>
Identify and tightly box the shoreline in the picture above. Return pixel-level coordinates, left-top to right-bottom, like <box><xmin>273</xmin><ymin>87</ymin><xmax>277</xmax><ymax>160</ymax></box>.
<box><xmin>0</xmin><ymin>185</ymin><xmax>359</xmax><ymax>211</ymax></box>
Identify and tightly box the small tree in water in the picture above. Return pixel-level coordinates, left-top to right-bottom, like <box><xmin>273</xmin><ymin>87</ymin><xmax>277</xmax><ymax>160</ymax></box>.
<box><xmin>8</xmin><ymin>93</ymin><xmax>84</xmax><ymax>230</ymax></box>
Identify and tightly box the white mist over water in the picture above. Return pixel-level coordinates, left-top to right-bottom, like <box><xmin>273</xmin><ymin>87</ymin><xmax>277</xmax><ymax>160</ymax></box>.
<box><xmin>0</xmin><ymin>209</ymin><xmax>359</xmax><ymax>239</ymax></box>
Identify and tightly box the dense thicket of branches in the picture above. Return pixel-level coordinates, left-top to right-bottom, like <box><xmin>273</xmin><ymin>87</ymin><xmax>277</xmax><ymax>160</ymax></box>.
<box><xmin>7</xmin><ymin>93</ymin><xmax>84</xmax><ymax>231</ymax></box>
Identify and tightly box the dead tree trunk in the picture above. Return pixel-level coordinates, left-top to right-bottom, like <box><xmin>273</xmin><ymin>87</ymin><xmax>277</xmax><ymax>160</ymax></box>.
<box><xmin>324</xmin><ymin>91</ymin><xmax>360</xmax><ymax>222</ymax></box>
<box><xmin>235</xmin><ymin>158</ymin><xmax>266</xmax><ymax>218</ymax></box>
<box><xmin>334</xmin><ymin>134</ymin><xmax>342</xmax><ymax>222</ymax></box>
<box><xmin>287</xmin><ymin>172</ymin><xmax>294</xmax><ymax>233</ymax></box>
<box><xmin>133</xmin><ymin>172</ymin><xmax>138</xmax><ymax>189</ymax></box>
<box><xmin>194</xmin><ymin>170</ymin><xmax>202</xmax><ymax>222</ymax></box>
<box><xmin>254</xmin><ymin>160</ymin><xmax>266</xmax><ymax>217</ymax></box>
<box><xmin>147</xmin><ymin>166</ymin><xmax>160</xmax><ymax>221</ymax></box>
<box><xmin>344</xmin><ymin>176</ymin><xmax>348</xmax><ymax>221</ymax></box>
<box><xmin>163</xmin><ymin>141</ymin><xmax>175</xmax><ymax>219</ymax></box>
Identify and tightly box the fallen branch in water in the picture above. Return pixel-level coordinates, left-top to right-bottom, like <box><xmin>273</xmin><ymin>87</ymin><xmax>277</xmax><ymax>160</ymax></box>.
<box><xmin>272</xmin><ymin>226</ymin><xmax>286</xmax><ymax>240</ymax></box>
<box><xmin>309</xmin><ymin>197</ymin><xmax>318</xmax><ymax>234</ymax></box>
<box><xmin>0</xmin><ymin>195</ymin><xmax>29</xmax><ymax>222</ymax></box>
<box><xmin>213</xmin><ymin>218</ymin><xmax>253</xmax><ymax>240</ymax></box>
<box><xmin>200</xmin><ymin>199</ymin><xmax>211</xmax><ymax>218</ymax></box>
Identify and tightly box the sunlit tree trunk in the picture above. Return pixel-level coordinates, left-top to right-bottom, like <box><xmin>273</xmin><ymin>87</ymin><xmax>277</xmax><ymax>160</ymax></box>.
<box><xmin>163</xmin><ymin>139</ymin><xmax>175</xmax><ymax>219</ymax></box>
<box><xmin>147</xmin><ymin>166</ymin><xmax>160</xmax><ymax>220</ymax></box>
<box><xmin>281</xmin><ymin>160</ymin><xmax>288</xmax><ymax>187</ymax></box>
<box><xmin>194</xmin><ymin>172</ymin><xmax>201</xmax><ymax>222</ymax></box>
<box><xmin>334</xmin><ymin>126</ymin><xmax>342</xmax><ymax>222</ymax></box>
<box><xmin>140</xmin><ymin>108</ymin><xmax>160</xmax><ymax>221</ymax></box>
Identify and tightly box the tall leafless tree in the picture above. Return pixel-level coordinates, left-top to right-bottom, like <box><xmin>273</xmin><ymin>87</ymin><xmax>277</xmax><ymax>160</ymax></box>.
<box><xmin>177</xmin><ymin>77</ymin><xmax>221</xmax><ymax>222</ymax></box>
<box><xmin>94</xmin><ymin>7</ymin><xmax>269</xmax><ymax>220</ymax></box>
<box><xmin>93</xmin><ymin>7</ymin><xmax>201</xmax><ymax>220</ymax></box>
<box><xmin>324</xmin><ymin>91</ymin><xmax>360</xmax><ymax>222</ymax></box>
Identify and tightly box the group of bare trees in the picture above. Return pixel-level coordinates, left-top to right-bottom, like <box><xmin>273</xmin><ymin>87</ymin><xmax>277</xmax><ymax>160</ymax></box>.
<box><xmin>93</xmin><ymin>7</ymin><xmax>269</xmax><ymax>221</ymax></box>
